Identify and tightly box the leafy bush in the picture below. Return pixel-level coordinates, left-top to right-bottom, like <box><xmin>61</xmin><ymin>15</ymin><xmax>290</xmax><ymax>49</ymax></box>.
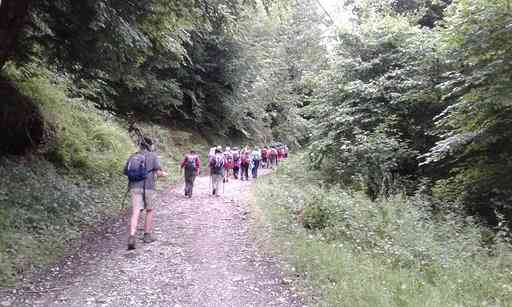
<box><xmin>302</xmin><ymin>202</ymin><xmax>328</xmax><ymax>230</ymax></box>
<box><xmin>300</xmin><ymin>190</ymin><xmax>338</xmax><ymax>230</ymax></box>
<box><xmin>254</xmin><ymin>155</ymin><xmax>512</xmax><ymax>306</ymax></box>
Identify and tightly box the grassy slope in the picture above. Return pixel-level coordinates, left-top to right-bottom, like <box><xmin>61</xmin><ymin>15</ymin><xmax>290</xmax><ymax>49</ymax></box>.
<box><xmin>0</xmin><ymin>64</ymin><xmax>211</xmax><ymax>286</ymax></box>
<box><xmin>252</xmin><ymin>155</ymin><xmax>512</xmax><ymax>307</ymax></box>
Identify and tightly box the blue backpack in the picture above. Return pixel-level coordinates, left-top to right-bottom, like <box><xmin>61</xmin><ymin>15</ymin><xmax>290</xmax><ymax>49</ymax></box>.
<box><xmin>125</xmin><ymin>152</ymin><xmax>151</xmax><ymax>182</ymax></box>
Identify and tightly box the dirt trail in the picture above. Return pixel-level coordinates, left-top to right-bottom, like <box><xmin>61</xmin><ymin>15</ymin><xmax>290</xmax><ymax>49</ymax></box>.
<box><xmin>3</xmin><ymin>170</ymin><xmax>302</xmax><ymax>307</ymax></box>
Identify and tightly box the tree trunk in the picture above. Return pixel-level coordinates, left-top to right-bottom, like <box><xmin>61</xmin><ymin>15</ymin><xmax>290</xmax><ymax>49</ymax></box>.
<box><xmin>0</xmin><ymin>0</ymin><xmax>31</xmax><ymax>69</ymax></box>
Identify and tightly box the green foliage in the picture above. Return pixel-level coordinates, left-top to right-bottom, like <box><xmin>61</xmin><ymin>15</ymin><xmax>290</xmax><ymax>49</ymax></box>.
<box><xmin>226</xmin><ymin>0</ymin><xmax>326</xmax><ymax>145</ymax></box>
<box><xmin>307</xmin><ymin>11</ymin><xmax>445</xmax><ymax>198</ymax></box>
<box><xmin>254</xmin><ymin>155</ymin><xmax>512</xmax><ymax>306</ymax></box>
<box><xmin>420</xmin><ymin>0</ymin><xmax>512</xmax><ymax>224</ymax></box>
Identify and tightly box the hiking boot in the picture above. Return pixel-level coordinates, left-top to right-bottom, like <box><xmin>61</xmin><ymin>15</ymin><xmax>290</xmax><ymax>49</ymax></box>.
<box><xmin>143</xmin><ymin>233</ymin><xmax>156</xmax><ymax>244</ymax></box>
<box><xmin>127</xmin><ymin>235</ymin><xmax>136</xmax><ymax>250</ymax></box>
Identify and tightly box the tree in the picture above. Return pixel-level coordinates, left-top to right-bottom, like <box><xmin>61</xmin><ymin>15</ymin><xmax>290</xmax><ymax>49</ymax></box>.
<box><xmin>0</xmin><ymin>0</ymin><xmax>31</xmax><ymax>69</ymax></box>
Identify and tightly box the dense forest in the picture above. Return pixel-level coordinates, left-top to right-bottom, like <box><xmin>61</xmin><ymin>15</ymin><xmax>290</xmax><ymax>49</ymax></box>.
<box><xmin>2</xmin><ymin>0</ymin><xmax>512</xmax><ymax>302</ymax></box>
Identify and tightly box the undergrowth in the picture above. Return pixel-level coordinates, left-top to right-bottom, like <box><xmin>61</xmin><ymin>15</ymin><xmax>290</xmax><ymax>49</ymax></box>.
<box><xmin>0</xmin><ymin>157</ymin><xmax>127</xmax><ymax>285</ymax></box>
<box><xmin>254</xmin><ymin>155</ymin><xmax>512</xmax><ymax>307</ymax></box>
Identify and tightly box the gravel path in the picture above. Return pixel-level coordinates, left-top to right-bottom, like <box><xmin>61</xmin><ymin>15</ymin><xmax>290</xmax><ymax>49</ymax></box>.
<box><xmin>4</xmin><ymin>171</ymin><xmax>302</xmax><ymax>307</ymax></box>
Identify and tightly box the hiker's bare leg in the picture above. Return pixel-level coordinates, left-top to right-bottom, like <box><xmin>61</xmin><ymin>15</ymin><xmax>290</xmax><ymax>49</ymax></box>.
<box><xmin>144</xmin><ymin>209</ymin><xmax>154</xmax><ymax>233</ymax></box>
<box><xmin>129</xmin><ymin>203</ymin><xmax>141</xmax><ymax>236</ymax></box>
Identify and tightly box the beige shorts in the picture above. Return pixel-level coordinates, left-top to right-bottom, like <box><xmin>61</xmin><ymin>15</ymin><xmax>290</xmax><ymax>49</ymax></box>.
<box><xmin>130</xmin><ymin>188</ymin><xmax>157</xmax><ymax>210</ymax></box>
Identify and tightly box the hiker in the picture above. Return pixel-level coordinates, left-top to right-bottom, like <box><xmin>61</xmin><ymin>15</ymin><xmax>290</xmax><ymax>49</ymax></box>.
<box><xmin>209</xmin><ymin>147</ymin><xmax>225</xmax><ymax>196</ymax></box>
<box><xmin>180</xmin><ymin>150</ymin><xmax>201</xmax><ymax>198</ymax></box>
<box><xmin>269</xmin><ymin>147</ymin><xmax>278</xmax><ymax>168</ymax></box>
<box><xmin>232</xmin><ymin>147</ymin><xmax>241</xmax><ymax>179</ymax></box>
<box><xmin>124</xmin><ymin>137</ymin><xmax>168</xmax><ymax>250</ymax></box>
<box><xmin>261</xmin><ymin>146</ymin><xmax>268</xmax><ymax>168</ymax></box>
<box><xmin>265</xmin><ymin>146</ymin><xmax>272</xmax><ymax>168</ymax></box>
<box><xmin>223</xmin><ymin>146</ymin><xmax>233</xmax><ymax>182</ymax></box>
<box><xmin>240</xmin><ymin>146</ymin><xmax>251</xmax><ymax>181</ymax></box>
<box><xmin>278</xmin><ymin>146</ymin><xmax>285</xmax><ymax>161</ymax></box>
<box><xmin>251</xmin><ymin>147</ymin><xmax>262</xmax><ymax>178</ymax></box>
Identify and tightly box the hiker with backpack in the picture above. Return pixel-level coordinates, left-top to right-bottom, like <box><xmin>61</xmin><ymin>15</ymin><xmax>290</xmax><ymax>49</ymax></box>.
<box><xmin>124</xmin><ymin>137</ymin><xmax>168</xmax><ymax>250</ymax></box>
<box><xmin>240</xmin><ymin>146</ymin><xmax>251</xmax><ymax>181</ymax></box>
<box><xmin>180</xmin><ymin>150</ymin><xmax>201</xmax><ymax>198</ymax></box>
<box><xmin>209</xmin><ymin>147</ymin><xmax>225</xmax><ymax>196</ymax></box>
<box><xmin>223</xmin><ymin>146</ymin><xmax>233</xmax><ymax>182</ymax></box>
<box><xmin>278</xmin><ymin>146</ymin><xmax>285</xmax><ymax>161</ymax></box>
<box><xmin>269</xmin><ymin>147</ymin><xmax>278</xmax><ymax>168</ymax></box>
<box><xmin>266</xmin><ymin>146</ymin><xmax>272</xmax><ymax>168</ymax></box>
<box><xmin>261</xmin><ymin>146</ymin><xmax>268</xmax><ymax>168</ymax></box>
<box><xmin>251</xmin><ymin>147</ymin><xmax>262</xmax><ymax>178</ymax></box>
<box><xmin>232</xmin><ymin>147</ymin><xmax>241</xmax><ymax>179</ymax></box>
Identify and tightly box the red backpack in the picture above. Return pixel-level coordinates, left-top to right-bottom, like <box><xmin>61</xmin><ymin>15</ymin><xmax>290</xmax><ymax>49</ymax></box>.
<box><xmin>241</xmin><ymin>151</ymin><xmax>251</xmax><ymax>165</ymax></box>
